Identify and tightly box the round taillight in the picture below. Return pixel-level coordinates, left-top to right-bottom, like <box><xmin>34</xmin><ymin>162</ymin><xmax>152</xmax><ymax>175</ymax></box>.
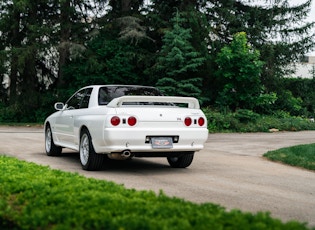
<box><xmin>111</xmin><ymin>116</ymin><xmax>120</xmax><ymax>126</ymax></box>
<box><xmin>184</xmin><ymin>117</ymin><xmax>192</xmax><ymax>126</ymax></box>
<box><xmin>128</xmin><ymin>116</ymin><xmax>137</xmax><ymax>126</ymax></box>
<box><xmin>198</xmin><ymin>117</ymin><xmax>205</xmax><ymax>126</ymax></box>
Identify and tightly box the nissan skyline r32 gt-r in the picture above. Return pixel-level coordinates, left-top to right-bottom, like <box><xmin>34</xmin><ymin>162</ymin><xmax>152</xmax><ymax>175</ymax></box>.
<box><xmin>44</xmin><ymin>85</ymin><xmax>208</xmax><ymax>171</ymax></box>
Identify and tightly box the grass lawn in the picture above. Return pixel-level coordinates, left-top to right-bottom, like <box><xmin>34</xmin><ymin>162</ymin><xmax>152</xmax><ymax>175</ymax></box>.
<box><xmin>264</xmin><ymin>143</ymin><xmax>315</xmax><ymax>171</ymax></box>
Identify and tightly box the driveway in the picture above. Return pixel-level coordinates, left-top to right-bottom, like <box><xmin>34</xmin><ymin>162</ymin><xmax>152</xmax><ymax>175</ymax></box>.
<box><xmin>1</xmin><ymin>126</ymin><xmax>314</xmax><ymax>226</ymax></box>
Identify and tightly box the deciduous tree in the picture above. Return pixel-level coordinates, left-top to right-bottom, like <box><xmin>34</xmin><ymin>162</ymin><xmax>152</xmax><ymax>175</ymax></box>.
<box><xmin>215</xmin><ymin>32</ymin><xmax>265</xmax><ymax>111</ymax></box>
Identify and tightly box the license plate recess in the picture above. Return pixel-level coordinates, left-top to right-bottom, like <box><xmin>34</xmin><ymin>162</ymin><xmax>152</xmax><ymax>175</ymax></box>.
<box><xmin>151</xmin><ymin>137</ymin><xmax>173</xmax><ymax>149</ymax></box>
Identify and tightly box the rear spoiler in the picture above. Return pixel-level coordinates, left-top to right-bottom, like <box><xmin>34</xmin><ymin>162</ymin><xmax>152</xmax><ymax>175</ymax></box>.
<box><xmin>107</xmin><ymin>96</ymin><xmax>200</xmax><ymax>109</ymax></box>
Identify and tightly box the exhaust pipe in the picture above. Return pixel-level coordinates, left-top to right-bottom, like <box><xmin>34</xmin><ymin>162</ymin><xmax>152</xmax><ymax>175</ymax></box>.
<box><xmin>121</xmin><ymin>150</ymin><xmax>131</xmax><ymax>158</ymax></box>
<box><xmin>108</xmin><ymin>150</ymin><xmax>132</xmax><ymax>160</ymax></box>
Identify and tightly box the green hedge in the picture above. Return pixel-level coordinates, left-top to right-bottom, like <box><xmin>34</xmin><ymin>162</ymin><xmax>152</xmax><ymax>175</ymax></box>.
<box><xmin>203</xmin><ymin>108</ymin><xmax>315</xmax><ymax>133</ymax></box>
<box><xmin>0</xmin><ymin>156</ymin><xmax>312</xmax><ymax>230</ymax></box>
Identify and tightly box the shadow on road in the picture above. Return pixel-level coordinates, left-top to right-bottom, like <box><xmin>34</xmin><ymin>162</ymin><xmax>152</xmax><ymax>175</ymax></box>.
<box><xmin>46</xmin><ymin>151</ymin><xmax>173</xmax><ymax>173</ymax></box>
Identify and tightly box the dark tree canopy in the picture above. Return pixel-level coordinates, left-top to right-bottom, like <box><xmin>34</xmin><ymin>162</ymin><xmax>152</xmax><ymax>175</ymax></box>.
<box><xmin>0</xmin><ymin>0</ymin><xmax>314</xmax><ymax>121</ymax></box>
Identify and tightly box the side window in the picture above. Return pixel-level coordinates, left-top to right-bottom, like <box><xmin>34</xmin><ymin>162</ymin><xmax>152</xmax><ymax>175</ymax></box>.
<box><xmin>80</xmin><ymin>88</ymin><xmax>92</xmax><ymax>109</ymax></box>
<box><xmin>66</xmin><ymin>88</ymin><xmax>92</xmax><ymax>110</ymax></box>
<box><xmin>98</xmin><ymin>87</ymin><xmax>110</xmax><ymax>105</ymax></box>
<box><xmin>66</xmin><ymin>90</ymin><xmax>84</xmax><ymax>110</ymax></box>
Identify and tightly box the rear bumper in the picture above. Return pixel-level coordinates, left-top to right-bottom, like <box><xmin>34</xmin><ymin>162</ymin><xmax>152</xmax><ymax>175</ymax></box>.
<box><xmin>92</xmin><ymin>127</ymin><xmax>208</xmax><ymax>154</ymax></box>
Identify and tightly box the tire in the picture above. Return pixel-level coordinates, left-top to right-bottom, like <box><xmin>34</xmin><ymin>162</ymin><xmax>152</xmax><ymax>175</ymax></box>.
<box><xmin>80</xmin><ymin>129</ymin><xmax>104</xmax><ymax>171</ymax></box>
<box><xmin>167</xmin><ymin>152</ymin><xmax>195</xmax><ymax>168</ymax></box>
<box><xmin>45</xmin><ymin>124</ymin><xmax>62</xmax><ymax>156</ymax></box>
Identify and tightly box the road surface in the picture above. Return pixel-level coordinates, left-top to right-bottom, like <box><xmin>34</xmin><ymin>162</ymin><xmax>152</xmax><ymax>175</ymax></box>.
<box><xmin>1</xmin><ymin>126</ymin><xmax>314</xmax><ymax>226</ymax></box>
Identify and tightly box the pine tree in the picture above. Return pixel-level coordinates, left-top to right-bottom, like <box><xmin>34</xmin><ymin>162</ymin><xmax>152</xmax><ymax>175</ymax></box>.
<box><xmin>0</xmin><ymin>0</ymin><xmax>100</xmax><ymax>120</ymax></box>
<box><xmin>0</xmin><ymin>0</ymin><xmax>59</xmax><ymax>105</ymax></box>
<box><xmin>155</xmin><ymin>12</ymin><xmax>205</xmax><ymax>98</ymax></box>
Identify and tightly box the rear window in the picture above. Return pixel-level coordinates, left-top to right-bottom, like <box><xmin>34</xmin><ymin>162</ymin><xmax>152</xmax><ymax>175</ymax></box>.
<box><xmin>98</xmin><ymin>86</ymin><xmax>162</xmax><ymax>105</ymax></box>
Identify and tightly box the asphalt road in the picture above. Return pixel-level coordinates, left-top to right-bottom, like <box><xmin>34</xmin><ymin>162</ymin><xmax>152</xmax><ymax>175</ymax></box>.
<box><xmin>1</xmin><ymin>126</ymin><xmax>315</xmax><ymax>226</ymax></box>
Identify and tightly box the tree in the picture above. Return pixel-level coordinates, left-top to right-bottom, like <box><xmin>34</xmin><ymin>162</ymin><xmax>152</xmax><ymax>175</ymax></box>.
<box><xmin>63</xmin><ymin>35</ymin><xmax>147</xmax><ymax>89</ymax></box>
<box><xmin>215</xmin><ymin>32</ymin><xmax>265</xmax><ymax>111</ymax></box>
<box><xmin>61</xmin><ymin>0</ymin><xmax>155</xmax><ymax>89</ymax></box>
<box><xmin>57</xmin><ymin>0</ymin><xmax>71</xmax><ymax>88</ymax></box>
<box><xmin>0</xmin><ymin>0</ymin><xmax>314</xmax><ymax>122</ymax></box>
<box><xmin>0</xmin><ymin>0</ymin><xmax>59</xmax><ymax>103</ymax></box>
<box><xmin>146</xmin><ymin>0</ymin><xmax>211</xmax><ymax>98</ymax></box>
<box><xmin>56</xmin><ymin>0</ymin><xmax>103</xmax><ymax>89</ymax></box>
<box><xmin>0</xmin><ymin>0</ymin><xmax>101</xmax><ymax>121</ymax></box>
<box><xmin>154</xmin><ymin>12</ymin><xmax>205</xmax><ymax>98</ymax></box>
<box><xmin>204</xmin><ymin>0</ymin><xmax>315</xmax><ymax>92</ymax></box>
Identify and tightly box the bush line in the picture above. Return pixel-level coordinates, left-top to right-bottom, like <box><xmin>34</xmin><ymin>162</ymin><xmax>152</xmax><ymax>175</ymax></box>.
<box><xmin>0</xmin><ymin>155</ymin><xmax>312</xmax><ymax>230</ymax></box>
<box><xmin>203</xmin><ymin>108</ymin><xmax>315</xmax><ymax>133</ymax></box>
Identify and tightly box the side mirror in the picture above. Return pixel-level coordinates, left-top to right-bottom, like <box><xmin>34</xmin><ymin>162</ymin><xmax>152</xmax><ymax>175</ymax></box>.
<box><xmin>54</xmin><ymin>102</ymin><xmax>65</xmax><ymax>111</ymax></box>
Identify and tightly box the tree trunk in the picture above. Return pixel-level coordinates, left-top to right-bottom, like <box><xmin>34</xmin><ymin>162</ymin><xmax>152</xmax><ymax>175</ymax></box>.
<box><xmin>57</xmin><ymin>0</ymin><xmax>71</xmax><ymax>88</ymax></box>
<box><xmin>20</xmin><ymin>3</ymin><xmax>39</xmax><ymax>111</ymax></box>
<box><xmin>121</xmin><ymin>0</ymin><xmax>132</xmax><ymax>13</ymax></box>
<box><xmin>8</xmin><ymin>9</ymin><xmax>21</xmax><ymax>104</ymax></box>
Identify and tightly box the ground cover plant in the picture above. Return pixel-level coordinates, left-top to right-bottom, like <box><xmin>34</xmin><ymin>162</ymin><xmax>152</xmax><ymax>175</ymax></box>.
<box><xmin>264</xmin><ymin>143</ymin><xmax>315</xmax><ymax>171</ymax></box>
<box><xmin>203</xmin><ymin>108</ymin><xmax>315</xmax><ymax>133</ymax></box>
<box><xmin>0</xmin><ymin>156</ymin><xmax>313</xmax><ymax>230</ymax></box>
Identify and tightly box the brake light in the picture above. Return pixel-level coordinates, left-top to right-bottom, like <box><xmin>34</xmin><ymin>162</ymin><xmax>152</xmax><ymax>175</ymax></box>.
<box><xmin>128</xmin><ymin>116</ymin><xmax>137</xmax><ymax>126</ymax></box>
<box><xmin>184</xmin><ymin>117</ymin><xmax>192</xmax><ymax>126</ymax></box>
<box><xmin>111</xmin><ymin>116</ymin><xmax>120</xmax><ymax>126</ymax></box>
<box><xmin>198</xmin><ymin>117</ymin><xmax>205</xmax><ymax>126</ymax></box>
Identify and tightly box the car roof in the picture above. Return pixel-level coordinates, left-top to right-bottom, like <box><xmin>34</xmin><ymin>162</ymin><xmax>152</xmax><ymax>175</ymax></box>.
<box><xmin>85</xmin><ymin>85</ymin><xmax>157</xmax><ymax>89</ymax></box>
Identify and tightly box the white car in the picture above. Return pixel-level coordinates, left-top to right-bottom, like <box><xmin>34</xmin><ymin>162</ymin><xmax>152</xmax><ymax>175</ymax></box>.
<box><xmin>44</xmin><ymin>85</ymin><xmax>208</xmax><ymax>170</ymax></box>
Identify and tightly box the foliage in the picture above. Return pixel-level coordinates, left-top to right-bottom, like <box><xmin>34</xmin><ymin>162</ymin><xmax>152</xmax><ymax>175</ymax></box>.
<box><xmin>204</xmin><ymin>0</ymin><xmax>315</xmax><ymax>91</ymax></box>
<box><xmin>154</xmin><ymin>12</ymin><xmax>205</xmax><ymax>98</ymax></box>
<box><xmin>203</xmin><ymin>107</ymin><xmax>315</xmax><ymax>133</ymax></box>
<box><xmin>156</xmin><ymin>77</ymin><xmax>202</xmax><ymax>98</ymax></box>
<box><xmin>282</xmin><ymin>77</ymin><xmax>315</xmax><ymax>117</ymax></box>
<box><xmin>0</xmin><ymin>91</ymin><xmax>58</xmax><ymax>123</ymax></box>
<box><xmin>64</xmin><ymin>38</ymin><xmax>143</xmax><ymax>89</ymax></box>
<box><xmin>274</xmin><ymin>90</ymin><xmax>303</xmax><ymax>116</ymax></box>
<box><xmin>0</xmin><ymin>0</ymin><xmax>314</xmax><ymax>122</ymax></box>
<box><xmin>0</xmin><ymin>0</ymin><xmax>95</xmax><ymax>119</ymax></box>
<box><xmin>0</xmin><ymin>155</ymin><xmax>312</xmax><ymax>230</ymax></box>
<box><xmin>215</xmin><ymin>32</ymin><xmax>265</xmax><ymax>111</ymax></box>
<box><xmin>234</xmin><ymin>109</ymin><xmax>260</xmax><ymax>123</ymax></box>
<box><xmin>264</xmin><ymin>143</ymin><xmax>315</xmax><ymax>171</ymax></box>
<box><xmin>255</xmin><ymin>91</ymin><xmax>278</xmax><ymax>114</ymax></box>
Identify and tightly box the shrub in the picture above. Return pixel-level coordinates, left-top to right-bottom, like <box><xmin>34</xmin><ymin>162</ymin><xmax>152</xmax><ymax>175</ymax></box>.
<box><xmin>234</xmin><ymin>109</ymin><xmax>260</xmax><ymax>123</ymax></box>
<box><xmin>203</xmin><ymin>108</ymin><xmax>315</xmax><ymax>132</ymax></box>
<box><xmin>0</xmin><ymin>92</ymin><xmax>58</xmax><ymax>123</ymax></box>
<box><xmin>203</xmin><ymin>108</ymin><xmax>239</xmax><ymax>132</ymax></box>
<box><xmin>0</xmin><ymin>156</ymin><xmax>311</xmax><ymax>230</ymax></box>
